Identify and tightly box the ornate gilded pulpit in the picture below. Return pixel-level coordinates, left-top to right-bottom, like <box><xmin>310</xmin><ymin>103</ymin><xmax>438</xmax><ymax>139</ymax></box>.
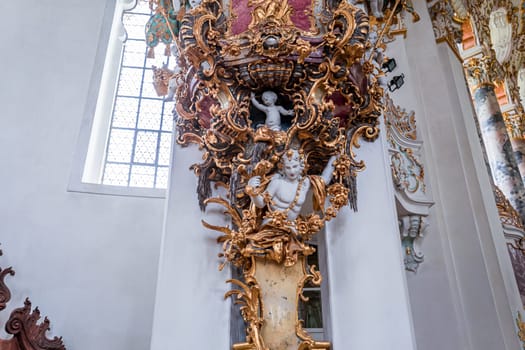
<box><xmin>146</xmin><ymin>0</ymin><xmax>413</xmax><ymax>349</ymax></box>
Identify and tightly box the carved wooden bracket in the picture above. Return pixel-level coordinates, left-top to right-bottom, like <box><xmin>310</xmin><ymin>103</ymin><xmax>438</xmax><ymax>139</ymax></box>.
<box><xmin>0</xmin><ymin>248</ymin><xmax>14</xmax><ymax>311</ymax></box>
<box><xmin>0</xmin><ymin>245</ymin><xmax>66</xmax><ymax>350</ymax></box>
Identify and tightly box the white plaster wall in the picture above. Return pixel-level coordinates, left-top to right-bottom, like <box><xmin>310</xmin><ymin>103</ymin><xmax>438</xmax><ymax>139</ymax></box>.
<box><xmin>0</xmin><ymin>1</ymin><xmax>164</xmax><ymax>349</ymax></box>
<box><xmin>386</xmin><ymin>1</ymin><xmax>522</xmax><ymax>349</ymax></box>
<box><xmin>325</xmin><ymin>122</ymin><xmax>417</xmax><ymax>350</ymax></box>
<box><xmin>383</xmin><ymin>28</ymin><xmax>468</xmax><ymax>350</ymax></box>
<box><xmin>150</xmin><ymin>143</ymin><xmax>231</xmax><ymax>350</ymax></box>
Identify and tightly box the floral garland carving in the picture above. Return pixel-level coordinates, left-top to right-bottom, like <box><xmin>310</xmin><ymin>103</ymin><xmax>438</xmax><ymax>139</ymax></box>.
<box><xmin>494</xmin><ymin>185</ymin><xmax>525</xmax><ymax>230</ymax></box>
<box><xmin>384</xmin><ymin>94</ymin><xmax>417</xmax><ymax>140</ymax></box>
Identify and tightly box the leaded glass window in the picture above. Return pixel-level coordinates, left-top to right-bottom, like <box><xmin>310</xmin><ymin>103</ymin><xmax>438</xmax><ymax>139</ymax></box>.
<box><xmin>102</xmin><ymin>1</ymin><xmax>173</xmax><ymax>189</ymax></box>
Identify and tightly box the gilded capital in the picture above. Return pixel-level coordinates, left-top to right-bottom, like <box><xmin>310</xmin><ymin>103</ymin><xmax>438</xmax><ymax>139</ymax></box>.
<box><xmin>464</xmin><ymin>56</ymin><xmax>498</xmax><ymax>91</ymax></box>
<box><xmin>449</xmin><ymin>0</ymin><xmax>468</xmax><ymax>22</ymax></box>
<box><xmin>427</xmin><ymin>0</ymin><xmax>463</xmax><ymax>44</ymax></box>
<box><xmin>503</xmin><ymin>109</ymin><xmax>525</xmax><ymax>139</ymax></box>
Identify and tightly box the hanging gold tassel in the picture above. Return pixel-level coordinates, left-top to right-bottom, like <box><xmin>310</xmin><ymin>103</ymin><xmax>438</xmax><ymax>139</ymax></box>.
<box><xmin>147</xmin><ymin>47</ymin><xmax>155</xmax><ymax>59</ymax></box>
<box><xmin>164</xmin><ymin>44</ymin><xmax>171</xmax><ymax>57</ymax></box>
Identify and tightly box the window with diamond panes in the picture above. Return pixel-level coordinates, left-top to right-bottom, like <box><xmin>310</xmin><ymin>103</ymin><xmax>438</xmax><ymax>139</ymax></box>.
<box><xmin>102</xmin><ymin>1</ymin><xmax>173</xmax><ymax>189</ymax></box>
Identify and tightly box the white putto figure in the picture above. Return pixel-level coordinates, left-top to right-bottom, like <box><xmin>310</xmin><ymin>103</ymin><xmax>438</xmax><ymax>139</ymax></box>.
<box><xmin>247</xmin><ymin>149</ymin><xmax>336</xmax><ymax>224</ymax></box>
<box><xmin>250</xmin><ymin>91</ymin><xmax>295</xmax><ymax>131</ymax></box>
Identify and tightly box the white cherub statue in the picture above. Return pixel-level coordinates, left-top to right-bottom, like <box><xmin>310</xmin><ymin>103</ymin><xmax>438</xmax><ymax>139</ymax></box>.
<box><xmin>250</xmin><ymin>91</ymin><xmax>295</xmax><ymax>131</ymax></box>
<box><xmin>247</xmin><ymin>149</ymin><xmax>336</xmax><ymax>225</ymax></box>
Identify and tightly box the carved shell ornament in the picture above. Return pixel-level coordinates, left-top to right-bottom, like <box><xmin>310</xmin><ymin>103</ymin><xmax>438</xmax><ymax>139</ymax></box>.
<box><xmin>489</xmin><ymin>7</ymin><xmax>513</xmax><ymax>65</ymax></box>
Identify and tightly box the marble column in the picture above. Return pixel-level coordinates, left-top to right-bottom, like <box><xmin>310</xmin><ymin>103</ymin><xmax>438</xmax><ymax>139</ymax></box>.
<box><xmin>465</xmin><ymin>56</ymin><xmax>525</xmax><ymax>223</ymax></box>
<box><xmin>503</xmin><ymin>109</ymin><xmax>525</xmax><ymax>184</ymax></box>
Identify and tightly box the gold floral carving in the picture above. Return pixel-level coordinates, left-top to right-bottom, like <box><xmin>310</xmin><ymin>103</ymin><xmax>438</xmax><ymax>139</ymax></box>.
<box><xmin>517</xmin><ymin>311</ymin><xmax>525</xmax><ymax>348</ymax></box>
<box><xmin>464</xmin><ymin>56</ymin><xmax>501</xmax><ymax>92</ymax></box>
<box><xmin>503</xmin><ymin>110</ymin><xmax>525</xmax><ymax>139</ymax></box>
<box><xmin>459</xmin><ymin>1</ymin><xmax>524</xmax><ymax>105</ymax></box>
<box><xmin>384</xmin><ymin>94</ymin><xmax>417</xmax><ymax>140</ymax></box>
<box><xmin>494</xmin><ymin>185</ymin><xmax>525</xmax><ymax>230</ymax></box>
<box><xmin>426</xmin><ymin>0</ymin><xmax>464</xmax><ymax>58</ymax></box>
<box><xmin>390</xmin><ymin>147</ymin><xmax>425</xmax><ymax>194</ymax></box>
<box><xmin>384</xmin><ymin>95</ymin><xmax>425</xmax><ymax>194</ymax></box>
<box><xmin>248</xmin><ymin>0</ymin><xmax>293</xmax><ymax>29</ymax></box>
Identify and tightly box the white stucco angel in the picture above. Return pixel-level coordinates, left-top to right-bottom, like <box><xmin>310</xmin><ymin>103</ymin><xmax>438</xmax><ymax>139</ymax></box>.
<box><xmin>250</xmin><ymin>91</ymin><xmax>295</xmax><ymax>131</ymax></box>
<box><xmin>247</xmin><ymin>149</ymin><xmax>337</xmax><ymax>225</ymax></box>
<box><xmin>244</xmin><ymin>149</ymin><xmax>337</xmax><ymax>265</ymax></box>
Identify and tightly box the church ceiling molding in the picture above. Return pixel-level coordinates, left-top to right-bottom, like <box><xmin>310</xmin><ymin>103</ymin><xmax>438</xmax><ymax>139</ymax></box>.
<box><xmin>0</xmin><ymin>246</ymin><xmax>66</xmax><ymax>350</ymax></box>
<box><xmin>465</xmin><ymin>1</ymin><xmax>525</xmax><ymax>105</ymax></box>
<box><xmin>429</xmin><ymin>0</ymin><xmax>525</xmax><ymax>111</ymax></box>
<box><xmin>147</xmin><ymin>0</ymin><xmax>419</xmax><ymax>347</ymax></box>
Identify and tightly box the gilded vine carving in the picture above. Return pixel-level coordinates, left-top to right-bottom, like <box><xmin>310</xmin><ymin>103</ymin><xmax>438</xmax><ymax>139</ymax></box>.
<box><xmin>494</xmin><ymin>185</ymin><xmax>525</xmax><ymax>230</ymax></box>
<box><xmin>384</xmin><ymin>95</ymin><xmax>433</xmax><ymax>272</ymax></box>
<box><xmin>384</xmin><ymin>94</ymin><xmax>416</xmax><ymax>140</ymax></box>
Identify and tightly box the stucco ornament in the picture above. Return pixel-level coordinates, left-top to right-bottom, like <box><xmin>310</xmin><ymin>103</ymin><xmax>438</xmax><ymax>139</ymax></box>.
<box><xmin>489</xmin><ymin>7</ymin><xmax>513</xmax><ymax>64</ymax></box>
<box><xmin>518</xmin><ymin>68</ymin><xmax>525</xmax><ymax>109</ymax></box>
<box><xmin>384</xmin><ymin>94</ymin><xmax>434</xmax><ymax>272</ymax></box>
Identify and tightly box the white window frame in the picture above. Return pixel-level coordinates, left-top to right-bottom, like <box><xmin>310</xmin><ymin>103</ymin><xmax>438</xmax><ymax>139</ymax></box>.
<box><xmin>68</xmin><ymin>0</ymin><xmax>169</xmax><ymax>198</ymax></box>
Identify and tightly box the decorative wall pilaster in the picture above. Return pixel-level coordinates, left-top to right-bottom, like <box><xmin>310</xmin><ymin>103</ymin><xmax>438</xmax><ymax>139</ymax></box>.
<box><xmin>465</xmin><ymin>56</ymin><xmax>525</xmax><ymax>224</ymax></box>
<box><xmin>384</xmin><ymin>95</ymin><xmax>434</xmax><ymax>272</ymax></box>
